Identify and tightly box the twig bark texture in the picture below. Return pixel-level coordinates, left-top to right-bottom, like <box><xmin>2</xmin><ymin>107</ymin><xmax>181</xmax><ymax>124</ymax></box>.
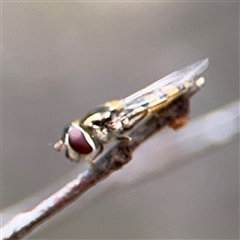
<box><xmin>2</xmin><ymin>95</ymin><xmax>190</xmax><ymax>240</ymax></box>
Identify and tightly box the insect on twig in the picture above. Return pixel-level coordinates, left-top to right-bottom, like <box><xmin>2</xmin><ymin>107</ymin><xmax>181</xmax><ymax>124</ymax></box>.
<box><xmin>54</xmin><ymin>58</ymin><xmax>209</xmax><ymax>164</ymax></box>
<box><xmin>1</xmin><ymin>59</ymin><xmax>210</xmax><ymax>240</ymax></box>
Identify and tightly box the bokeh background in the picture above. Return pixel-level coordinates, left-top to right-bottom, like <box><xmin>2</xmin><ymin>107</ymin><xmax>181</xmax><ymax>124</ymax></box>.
<box><xmin>2</xmin><ymin>2</ymin><xmax>239</xmax><ymax>239</ymax></box>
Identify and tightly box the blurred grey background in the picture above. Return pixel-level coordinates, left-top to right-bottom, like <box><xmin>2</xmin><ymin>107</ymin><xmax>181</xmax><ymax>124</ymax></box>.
<box><xmin>2</xmin><ymin>2</ymin><xmax>239</xmax><ymax>239</ymax></box>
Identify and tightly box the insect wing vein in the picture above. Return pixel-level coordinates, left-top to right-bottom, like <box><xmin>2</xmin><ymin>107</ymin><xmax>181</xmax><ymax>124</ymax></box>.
<box><xmin>121</xmin><ymin>58</ymin><xmax>209</xmax><ymax>114</ymax></box>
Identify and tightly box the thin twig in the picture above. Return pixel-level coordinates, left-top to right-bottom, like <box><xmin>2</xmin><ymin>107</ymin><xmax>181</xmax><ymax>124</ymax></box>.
<box><xmin>1</xmin><ymin>99</ymin><xmax>239</xmax><ymax>240</ymax></box>
<box><xmin>1</xmin><ymin>93</ymin><xmax>192</xmax><ymax>240</ymax></box>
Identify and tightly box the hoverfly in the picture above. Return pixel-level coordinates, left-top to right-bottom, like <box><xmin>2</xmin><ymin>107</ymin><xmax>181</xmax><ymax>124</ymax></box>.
<box><xmin>54</xmin><ymin>59</ymin><xmax>209</xmax><ymax>163</ymax></box>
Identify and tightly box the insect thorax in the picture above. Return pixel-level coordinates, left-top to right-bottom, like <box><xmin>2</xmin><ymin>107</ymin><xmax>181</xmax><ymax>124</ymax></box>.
<box><xmin>79</xmin><ymin>101</ymin><xmax>124</xmax><ymax>143</ymax></box>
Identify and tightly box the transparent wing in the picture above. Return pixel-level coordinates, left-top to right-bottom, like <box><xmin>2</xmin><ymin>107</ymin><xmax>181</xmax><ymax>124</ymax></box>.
<box><xmin>121</xmin><ymin>58</ymin><xmax>209</xmax><ymax>115</ymax></box>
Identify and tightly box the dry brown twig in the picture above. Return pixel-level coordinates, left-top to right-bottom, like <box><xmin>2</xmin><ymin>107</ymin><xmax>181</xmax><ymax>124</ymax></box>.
<box><xmin>1</xmin><ymin>94</ymin><xmax>190</xmax><ymax>239</ymax></box>
<box><xmin>1</xmin><ymin>97</ymin><xmax>239</xmax><ymax>240</ymax></box>
<box><xmin>2</xmin><ymin>59</ymin><xmax>239</xmax><ymax>239</ymax></box>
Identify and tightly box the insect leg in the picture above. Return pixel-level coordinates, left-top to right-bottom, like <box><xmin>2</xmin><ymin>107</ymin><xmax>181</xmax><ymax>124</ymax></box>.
<box><xmin>115</xmin><ymin>135</ymin><xmax>132</xmax><ymax>142</ymax></box>
<box><xmin>122</xmin><ymin>108</ymin><xmax>149</xmax><ymax>130</ymax></box>
<box><xmin>87</xmin><ymin>143</ymin><xmax>104</xmax><ymax>168</ymax></box>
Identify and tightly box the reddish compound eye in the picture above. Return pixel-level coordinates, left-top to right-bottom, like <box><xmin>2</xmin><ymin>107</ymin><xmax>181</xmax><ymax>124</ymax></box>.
<box><xmin>68</xmin><ymin>128</ymin><xmax>93</xmax><ymax>154</ymax></box>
